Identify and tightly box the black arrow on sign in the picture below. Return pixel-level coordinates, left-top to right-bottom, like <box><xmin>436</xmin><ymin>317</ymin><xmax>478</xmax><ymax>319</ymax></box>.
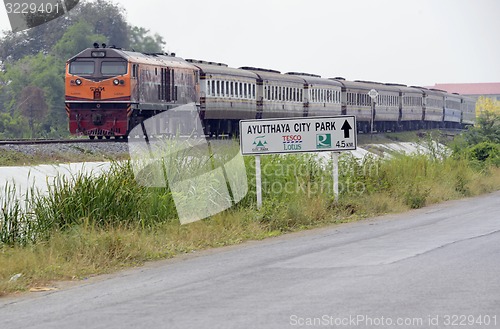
<box><xmin>341</xmin><ymin>120</ymin><xmax>352</xmax><ymax>138</ymax></box>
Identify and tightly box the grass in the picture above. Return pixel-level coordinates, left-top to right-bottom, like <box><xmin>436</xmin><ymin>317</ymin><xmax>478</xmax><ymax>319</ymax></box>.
<box><xmin>0</xmin><ymin>147</ymin><xmax>129</xmax><ymax>167</ymax></box>
<box><xmin>1</xmin><ymin>137</ymin><xmax>500</xmax><ymax>297</ymax></box>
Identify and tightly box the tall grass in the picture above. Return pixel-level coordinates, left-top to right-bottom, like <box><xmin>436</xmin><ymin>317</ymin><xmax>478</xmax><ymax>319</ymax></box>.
<box><xmin>1</xmin><ymin>142</ymin><xmax>500</xmax><ymax>295</ymax></box>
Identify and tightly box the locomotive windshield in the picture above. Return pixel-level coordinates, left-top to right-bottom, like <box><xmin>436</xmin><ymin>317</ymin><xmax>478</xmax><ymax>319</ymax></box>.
<box><xmin>101</xmin><ymin>61</ymin><xmax>127</xmax><ymax>75</ymax></box>
<box><xmin>69</xmin><ymin>60</ymin><xmax>127</xmax><ymax>77</ymax></box>
<box><xmin>69</xmin><ymin>61</ymin><xmax>95</xmax><ymax>75</ymax></box>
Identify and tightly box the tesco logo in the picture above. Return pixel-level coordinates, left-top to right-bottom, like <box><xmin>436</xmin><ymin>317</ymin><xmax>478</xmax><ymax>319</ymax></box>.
<box><xmin>282</xmin><ymin>135</ymin><xmax>302</xmax><ymax>143</ymax></box>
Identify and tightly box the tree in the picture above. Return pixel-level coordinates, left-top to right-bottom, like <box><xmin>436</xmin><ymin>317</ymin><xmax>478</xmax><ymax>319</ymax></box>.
<box><xmin>0</xmin><ymin>0</ymin><xmax>129</xmax><ymax>63</ymax></box>
<box><xmin>0</xmin><ymin>0</ymin><xmax>169</xmax><ymax>137</ymax></box>
<box><xmin>52</xmin><ymin>20</ymin><xmax>107</xmax><ymax>60</ymax></box>
<box><xmin>476</xmin><ymin>96</ymin><xmax>500</xmax><ymax>117</ymax></box>
<box><xmin>74</xmin><ymin>0</ymin><xmax>129</xmax><ymax>48</ymax></box>
<box><xmin>2</xmin><ymin>54</ymin><xmax>66</xmax><ymax>137</ymax></box>
<box><xmin>128</xmin><ymin>26</ymin><xmax>166</xmax><ymax>53</ymax></box>
<box><xmin>18</xmin><ymin>86</ymin><xmax>48</xmax><ymax>138</ymax></box>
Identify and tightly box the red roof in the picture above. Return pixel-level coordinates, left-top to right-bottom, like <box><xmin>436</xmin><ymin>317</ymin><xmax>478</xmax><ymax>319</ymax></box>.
<box><xmin>429</xmin><ymin>83</ymin><xmax>500</xmax><ymax>95</ymax></box>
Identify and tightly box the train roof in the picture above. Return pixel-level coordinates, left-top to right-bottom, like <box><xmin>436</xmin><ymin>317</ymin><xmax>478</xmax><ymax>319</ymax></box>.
<box><xmin>385</xmin><ymin>83</ymin><xmax>424</xmax><ymax>95</ymax></box>
<box><xmin>240</xmin><ymin>67</ymin><xmax>307</xmax><ymax>84</ymax></box>
<box><xmin>410</xmin><ymin>86</ymin><xmax>448</xmax><ymax>97</ymax></box>
<box><xmin>332</xmin><ymin>79</ymin><xmax>401</xmax><ymax>92</ymax></box>
<box><xmin>187</xmin><ymin>60</ymin><xmax>258</xmax><ymax>79</ymax></box>
<box><xmin>67</xmin><ymin>47</ymin><xmax>197</xmax><ymax>70</ymax></box>
<box><xmin>287</xmin><ymin>72</ymin><xmax>343</xmax><ymax>87</ymax></box>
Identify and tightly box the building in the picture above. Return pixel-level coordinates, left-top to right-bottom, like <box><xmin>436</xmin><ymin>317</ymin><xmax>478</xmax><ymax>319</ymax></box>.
<box><xmin>428</xmin><ymin>83</ymin><xmax>500</xmax><ymax>101</ymax></box>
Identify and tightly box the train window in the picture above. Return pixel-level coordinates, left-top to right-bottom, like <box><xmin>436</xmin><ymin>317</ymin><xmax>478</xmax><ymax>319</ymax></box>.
<box><xmin>155</xmin><ymin>68</ymin><xmax>158</xmax><ymax>75</ymax></box>
<box><xmin>230</xmin><ymin>82</ymin><xmax>234</xmax><ymax>97</ymax></box>
<box><xmin>252</xmin><ymin>84</ymin><xmax>256</xmax><ymax>99</ymax></box>
<box><xmin>207</xmin><ymin>80</ymin><xmax>211</xmax><ymax>96</ymax></box>
<box><xmin>216</xmin><ymin>80</ymin><xmax>220</xmax><ymax>96</ymax></box>
<box><xmin>69</xmin><ymin>61</ymin><xmax>95</xmax><ymax>75</ymax></box>
<box><xmin>226</xmin><ymin>81</ymin><xmax>229</xmax><ymax>97</ymax></box>
<box><xmin>101</xmin><ymin>61</ymin><xmax>127</xmax><ymax>75</ymax></box>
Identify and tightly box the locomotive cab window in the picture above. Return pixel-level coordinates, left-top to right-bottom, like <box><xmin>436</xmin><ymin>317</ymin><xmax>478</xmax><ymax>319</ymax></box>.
<box><xmin>101</xmin><ymin>61</ymin><xmax>128</xmax><ymax>75</ymax></box>
<box><xmin>69</xmin><ymin>61</ymin><xmax>95</xmax><ymax>75</ymax></box>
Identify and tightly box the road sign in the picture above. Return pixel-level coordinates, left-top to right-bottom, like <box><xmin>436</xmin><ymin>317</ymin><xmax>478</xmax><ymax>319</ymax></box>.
<box><xmin>240</xmin><ymin>116</ymin><xmax>357</xmax><ymax>155</ymax></box>
<box><xmin>368</xmin><ymin>89</ymin><xmax>379</xmax><ymax>100</ymax></box>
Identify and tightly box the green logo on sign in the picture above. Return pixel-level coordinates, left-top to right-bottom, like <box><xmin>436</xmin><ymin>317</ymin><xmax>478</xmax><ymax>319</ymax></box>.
<box><xmin>316</xmin><ymin>134</ymin><xmax>331</xmax><ymax>149</ymax></box>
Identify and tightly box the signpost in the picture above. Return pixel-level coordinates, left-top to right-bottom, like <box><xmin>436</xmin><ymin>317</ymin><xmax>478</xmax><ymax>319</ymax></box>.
<box><xmin>368</xmin><ymin>89</ymin><xmax>378</xmax><ymax>136</ymax></box>
<box><xmin>240</xmin><ymin>116</ymin><xmax>357</xmax><ymax>208</ymax></box>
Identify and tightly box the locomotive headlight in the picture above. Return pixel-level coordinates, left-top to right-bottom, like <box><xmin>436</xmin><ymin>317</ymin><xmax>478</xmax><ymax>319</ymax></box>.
<box><xmin>75</xmin><ymin>79</ymin><xmax>82</xmax><ymax>86</ymax></box>
<box><xmin>113</xmin><ymin>79</ymin><xmax>120</xmax><ymax>85</ymax></box>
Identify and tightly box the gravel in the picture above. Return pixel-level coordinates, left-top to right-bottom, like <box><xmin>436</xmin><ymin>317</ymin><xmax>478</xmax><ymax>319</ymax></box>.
<box><xmin>0</xmin><ymin>142</ymin><xmax>130</xmax><ymax>165</ymax></box>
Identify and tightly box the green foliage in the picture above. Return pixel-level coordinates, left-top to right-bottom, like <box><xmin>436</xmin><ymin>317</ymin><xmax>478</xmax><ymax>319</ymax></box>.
<box><xmin>1</xmin><ymin>53</ymin><xmax>66</xmax><ymax>137</ymax></box>
<box><xmin>465</xmin><ymin>142</ymin><xmax>500</xmax><ymax>166</ymax></box>
<box><xmin>463</xmin><ymin>111</ymin><xmax>500</xmax><ymax>145</ymax></box>
<box><xmin>52</xmin><ymin>21</ymin><xmax>107</xmax><ymax>61</ymax></box>
<box><xmin>451</xmin><ymin>111</ymin><xmax>500</xmax><ymax>167</ymax></box>
<box><xmin>403</xmin><ymin>183</ymin><xmax>430</xmax><ymax>209</ymax></box>
<box><xmin>475</xmin><ymin>96</ymin><xmax>500</xmax><ymax>117</ymax></box>
<box><xmin>0</xmin><ymin>0</ymin><xmax>129</xmax><ymax>63</ymax></box>
<box><xmin>0</xmin><ymin>0</ymin><xmax>168</xmax><ymax>138</ymax></box>
<box><xmin>32</xmin><ymin>162</ymin><xmax>177</xmax><ymax>232</ymax></box>
<box><xmin>2</xmin><ymin>144</ymin><xmax>500</xmax><ymax>247</ymax></box>
<box><xmin>128</xmin><ymin>26</ymin><xmax>166</xmax><ymax>53</ymax></box>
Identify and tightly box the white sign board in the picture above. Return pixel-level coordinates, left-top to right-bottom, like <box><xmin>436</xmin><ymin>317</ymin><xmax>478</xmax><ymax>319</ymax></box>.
<box><xmin>240</xmin><ymin>116</ymin><xmax>357</xmax><ymax>155</ymax></box>
<box><xmin>368</xmin><ymin>89</ymin><xmax>379</xmax><ymax>99</ymax></box>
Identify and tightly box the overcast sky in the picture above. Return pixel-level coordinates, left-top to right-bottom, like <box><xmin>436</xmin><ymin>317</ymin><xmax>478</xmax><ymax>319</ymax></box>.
<box><xmin>1</xmin><ymin>0</ymin><xmax>499</xmax><ymax>86</ymax></box>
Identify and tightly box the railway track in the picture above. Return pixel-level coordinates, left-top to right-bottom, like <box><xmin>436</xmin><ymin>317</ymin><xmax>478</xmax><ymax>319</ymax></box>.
<box><xmin>0</xmin><ymin>128</ymin><xmax>465</xmax><ymax>147</ymax></box>
<box><xmin>0</xmin><ymin>138</ymin><xmax>127</xmax><ymax>146</ymax></box>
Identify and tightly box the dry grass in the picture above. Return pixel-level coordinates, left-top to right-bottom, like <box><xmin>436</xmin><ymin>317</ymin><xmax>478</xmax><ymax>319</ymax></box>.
<box><xmin>1</xmin><ymin>153</ymin><xmax>500</xmax><ymax>297</ymax></box>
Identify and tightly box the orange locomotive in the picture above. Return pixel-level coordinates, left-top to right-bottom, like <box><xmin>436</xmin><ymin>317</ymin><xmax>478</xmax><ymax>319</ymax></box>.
<box><xmin>65</xmin><ymin>44</ymin><xmax>198</xmax><ymax>138</ymax></box>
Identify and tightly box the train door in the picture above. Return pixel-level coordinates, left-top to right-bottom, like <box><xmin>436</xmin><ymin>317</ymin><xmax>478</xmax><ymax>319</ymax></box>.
<box><xmin>132</xmin><ymin>64</ymin><xmax>140</xmax><ymax>102</ymax></box>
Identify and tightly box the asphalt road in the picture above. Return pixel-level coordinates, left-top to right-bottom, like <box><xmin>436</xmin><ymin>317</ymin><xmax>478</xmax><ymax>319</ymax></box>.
<box><xmin>1</xmin><ymin>192</ymin><xmax>499</xmax><ymax>329</ymax></box>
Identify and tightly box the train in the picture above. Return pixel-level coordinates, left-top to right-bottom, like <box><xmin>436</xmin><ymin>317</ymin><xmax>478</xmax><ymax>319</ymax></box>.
<box><xmin>65</xmin><ymin>45</ymin><xmax>476</xmax><ymax>139</ymax></box>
